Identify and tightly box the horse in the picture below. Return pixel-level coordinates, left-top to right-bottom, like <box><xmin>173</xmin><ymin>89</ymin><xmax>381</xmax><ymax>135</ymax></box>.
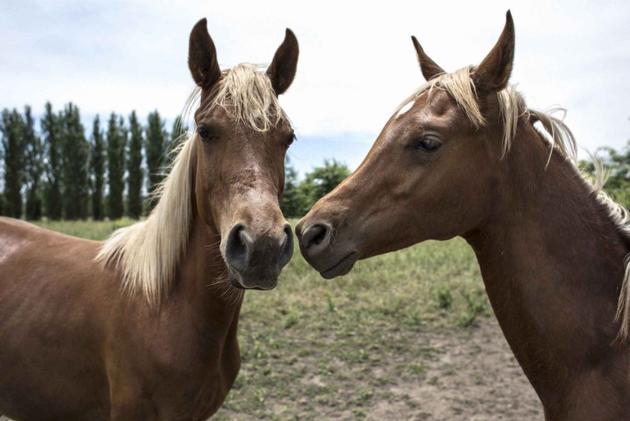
<box><xmin>0</xmin><ymin>18</ymin><xmax>298</xmax><ymax>420</ymax></box>
<box><xmin>296</xmin><ymin>11</ymin><xmax>630</xmax><ymax>420</ymax></box>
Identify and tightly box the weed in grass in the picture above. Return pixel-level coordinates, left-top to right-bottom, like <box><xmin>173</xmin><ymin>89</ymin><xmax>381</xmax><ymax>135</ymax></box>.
<box><xmin>435</xmin><ymin>285</ymin><xmax>454</xmax><ymax>311</ymax></box>
<box><xmin>458</xmin><ymin>289</ymin><xmax>490</xmax><ymax>328</ymax></box>
<box><xmin>284</xmin><ymin>311</ymin><xmax>299</xmax><ymax>329</ymax></box>
<box><xmin>352</xmin><ymin>408</ymin><xmax>367</xmax><ymax>419</ymax></box>
<box><xmin>326</xmin><ymin>293</ymin><xmax>336</xmax><ymax>313</ymax></box>
<box><xmin>406</xmin><ymin>362</ymin><xmax>425</xmax><ymax>376</ymax></box>
<box><xmin>403</xmin><ymin>310</ymin><xmax>423</xmax><ymax>328</ymax></box>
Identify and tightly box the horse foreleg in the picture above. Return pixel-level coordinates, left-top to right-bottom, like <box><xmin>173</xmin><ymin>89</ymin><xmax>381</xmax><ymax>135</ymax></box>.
<box><xmin>108</xmin><ymin>379</ymin><xmax>159</xmax><ymax>421</ymax></box>
<box><xmin>109</xmin><ymin>397</ymin><xmax>159</xmax><ymax>421</ymax></box>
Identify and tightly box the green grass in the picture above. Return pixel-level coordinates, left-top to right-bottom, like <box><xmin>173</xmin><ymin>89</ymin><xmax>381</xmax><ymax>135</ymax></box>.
<box><xmin>36</xmin><ymin>218</ymin><xmax>136</xmax><ymax>240</ymax></box>
<box><xmin>35</xmin><ymin>219</ymin><xmax>490</xmax><ymax>419</ymax></box>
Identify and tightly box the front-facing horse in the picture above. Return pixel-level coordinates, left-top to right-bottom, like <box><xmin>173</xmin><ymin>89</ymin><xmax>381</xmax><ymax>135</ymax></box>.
<box><xmin>297</xmin><ymin>12</ymin><xmax>630</xmax><ymax>420</ymax></box>
<box><xmin>0</xmin><ymin>19</ymin><xmax>298</xmax><ymax>420</ymax></box>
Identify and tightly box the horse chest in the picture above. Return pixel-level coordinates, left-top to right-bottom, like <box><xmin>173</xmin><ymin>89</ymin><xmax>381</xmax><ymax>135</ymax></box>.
<box><xmin>147</xmin><ymin>342</ymin><xmax>240</xmax><ymax>420</ymax></box>
<box><xmin>111</xmin><ymin>323</ymin><xmax>242</xmax><ymax>420</ymax></box>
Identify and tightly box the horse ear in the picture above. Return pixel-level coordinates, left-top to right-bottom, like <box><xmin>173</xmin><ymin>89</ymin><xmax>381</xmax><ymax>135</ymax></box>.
<box><xmin>411</xmin><ymin>36</ymin><xmax>445</xmax><ymax>81</ymax></box>
<box><xmin>267</xmin><ymin>29</ymin><xmax>299</xmax><ymax>95</ymax></box>
<box><xmin>188</xmin><ymin>18</ymin><xmax>221</xmax><ymax>89</ymax></box>
<box><xmin>472</xmin><ymin>11</ymin><xmax>515</xmax><ymax>93</ymax></box>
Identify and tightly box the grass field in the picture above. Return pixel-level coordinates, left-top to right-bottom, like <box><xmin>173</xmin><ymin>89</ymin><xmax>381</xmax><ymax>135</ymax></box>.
<box><xmin>33</xmin><ymin>219</ymin><xmax>541</xmax><ymax>420</ymax></box>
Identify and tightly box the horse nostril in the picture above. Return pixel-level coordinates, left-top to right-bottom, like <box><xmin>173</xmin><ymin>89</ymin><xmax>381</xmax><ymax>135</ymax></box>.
<box><xmin>279</xmin><ymin>224</ymin><xmax>294</xmax><ymax>267</ymax></box>
<box><xmin>300</xmin><ymin>223</ymin><xmax>332</xmax><ymax>251</ymax></box>
<box><xmin>225</xmin><ymin>224</ymin><xmax>252</xmax><ymax>271</ymax></box>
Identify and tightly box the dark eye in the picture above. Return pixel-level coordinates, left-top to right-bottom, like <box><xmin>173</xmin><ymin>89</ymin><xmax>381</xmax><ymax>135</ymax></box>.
<box><xmin>414</xmin><ymin>135</ymin><xmax>442</xmax><ymax>152</ymax></box>
<box><xmin>285</xmin><ymin>133</ymin><xmax>296</xmax><ymax>147</ymax></box>
<box><xmin>197</xmin><ymin>125</ymin><xmax>216</xmax><ymax>142</ymax></box>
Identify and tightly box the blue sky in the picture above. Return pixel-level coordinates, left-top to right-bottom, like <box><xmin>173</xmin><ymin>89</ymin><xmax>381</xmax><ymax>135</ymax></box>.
<box><xmin>1</xmin><ymin>0</ymin><xmax>629</xmax><ymax>176</ymax></box>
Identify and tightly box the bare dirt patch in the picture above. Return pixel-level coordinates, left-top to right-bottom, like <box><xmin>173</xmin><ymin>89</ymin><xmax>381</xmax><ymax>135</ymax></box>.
<box><xmin>365</xmin><ymin>318</ymin><xmax>542</xmax><ymax>420</ymax></box>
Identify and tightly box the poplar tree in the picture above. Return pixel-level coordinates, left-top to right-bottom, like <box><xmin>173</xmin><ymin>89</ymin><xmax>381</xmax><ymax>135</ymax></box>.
<box><xmin>0</xmin><ymin>127</ymin><xmax>2</xmax><ymax>215</ymax></box>
<box><xmin>0</xmin><ymin>124</ymin><xmax>3</xmax><ymax>216</ymax></box>
<box><xmin>106</xmin><ymin>113</ymin><xmax>125</xmax><ymax>219</ymax></box>
<box><xmin>60</xmin><ymin>103</ymin><xmax>90</xmax><ymax>219</ymax></box>
<box><xmin>90</xmin><ymin>115</ymin><xmax>105</xmax><ymax>220</ymax></box>
<box><xmin>126</xmin><ymin>111</ymin><xmax>143</xmax><ymax>218</ymax></box>
<box><xmin>145</xmin><ymin>111</ymin><xmax>167</xmax><ymax>208</ymax></box>
<box><xmin>23</xmin><ymin>106</ymin><xmax>43</xmax><ymax>219</ymax></box>
<box><xmin>1</xmin><ymin>109</ymin><xmax>25</xmax><ymax>218</ymax></box>
<box><xmin>41</xmin><ymin>102</ymin><xmax>63</xmax><ymax>219</ymax></box>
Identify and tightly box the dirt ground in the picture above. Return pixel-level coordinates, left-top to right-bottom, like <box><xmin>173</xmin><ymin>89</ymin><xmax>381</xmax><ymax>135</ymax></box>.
<box><xmin>363</xmin><ymin>317</ymin><xmax>543</xmax><ymax>421</ymax></box>
<box><xmin>1</xmin><ymin>317</ymin><xmax>542</xmax><ymax>421</ymax></box>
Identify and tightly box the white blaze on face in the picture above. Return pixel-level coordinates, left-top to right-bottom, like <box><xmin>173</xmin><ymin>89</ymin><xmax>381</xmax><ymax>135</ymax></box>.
<box><xmin>396</xmin><ymin>99</ymin><xmax>415</xmax><ymax>119</ymax></box>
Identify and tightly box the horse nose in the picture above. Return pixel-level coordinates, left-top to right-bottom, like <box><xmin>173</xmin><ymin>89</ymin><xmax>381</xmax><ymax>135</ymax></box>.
<box><xmin>278</xmin><ymin>224</ymin><xmax>294</xmax><ymax>268</ymax></box>
<box><xmin>224</xmin><ymin>223</ymin><xmax>293</xmax><ymax>289</ymax></box>
<box><xmin>225</xmin><ymin>224</ymin><xmax>252</xmax><ymax>272</ymax></box>
<box><xmin>297</xmin><ymin>222</ymin><xmax>332</xmax><ymax>257</ymax></box>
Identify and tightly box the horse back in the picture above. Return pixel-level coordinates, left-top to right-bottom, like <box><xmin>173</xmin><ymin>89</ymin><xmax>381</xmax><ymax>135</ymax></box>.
<box><xmin>0</xmin><ymin>217</ymin><xmax>114</xmax><ymax>420</ymax></box>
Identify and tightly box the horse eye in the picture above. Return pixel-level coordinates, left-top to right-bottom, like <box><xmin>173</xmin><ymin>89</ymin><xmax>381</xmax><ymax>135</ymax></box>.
<box><xmin>414</xmin><ymin>135</ymin><xmax>442</xmax><ymax>152</ymax></box>
<box><xmin>285</xmin><ymin>133</ymin><xmax>296</xmax><ymax>147</ymax></box>
<box><xmin>197</xmin><ymin>125</ymin><xmax>214</xmax><ymax>142</ymax></box>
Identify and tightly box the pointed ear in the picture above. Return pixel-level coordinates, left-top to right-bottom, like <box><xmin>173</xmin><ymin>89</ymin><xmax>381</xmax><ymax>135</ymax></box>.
<box><xmin>472</xmin><ymin>11</ymin><xmax>515</xmax><ymax>93</ymax></box>
<box><xmin>411</xmin><ymin>36</ymin><xmax>445</xmax><ymax>81</ymax></box>
<box><xmin>188</xmin><ymin>18</ymin><xmax>221</xmax><ymax>89</ymax></box>
<box><xmin>267</xmin><ymin>29</ymin><xmax>299</xmax><ymax>95</ymax></box>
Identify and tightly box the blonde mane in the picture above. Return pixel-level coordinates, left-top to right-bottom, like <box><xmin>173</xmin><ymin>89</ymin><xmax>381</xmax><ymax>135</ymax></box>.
<box><xmin>96</xmin><ymin>63</ymin><xmax>283</xmax><ymax>306</ymax></box>
<box><xmin>96</xmin><ymin>137</ymin><xmax>197</xmax><ymax>305</ymax></box>
<box><xmin>212</xmin><ymin>63</ymin><xmax>286</xmax><ymax>132</ymax></box>
<box><xmin>398</xmin><ymin>66</ymin><xmax>630</xmax><ymax>341</ymax></box>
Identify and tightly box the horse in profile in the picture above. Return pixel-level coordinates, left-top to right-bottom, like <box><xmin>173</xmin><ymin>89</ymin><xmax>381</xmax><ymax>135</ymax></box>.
<box><xmin>0</xmin><ymin>18</ymin><xmax>298</xmax><ymax>420</ymax></box>
<box><xmin>298</xmin><ymin>12</ymin><xmax>630</xmax><ymax>420</ymax></box>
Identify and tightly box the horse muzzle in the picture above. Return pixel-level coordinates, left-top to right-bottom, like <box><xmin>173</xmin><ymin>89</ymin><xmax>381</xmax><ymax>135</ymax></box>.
<box><xmin>223</xmin><ymin>222</ymin><xmax>293</xmax><ymax>290</ymax></box>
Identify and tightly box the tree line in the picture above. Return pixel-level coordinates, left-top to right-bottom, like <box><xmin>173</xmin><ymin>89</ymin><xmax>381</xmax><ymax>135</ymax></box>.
<box><xmin>582</xmin><ymin>145</ymin><xmax>630</xmax><ymax>210</ymax></box>
<box><xmin>0</xmin><ymin>104</ymin><xmax>186</xmax><ymax>220</ymax></box>
<box><xmin>0</xmin><ymin>103</ymin><xmax>350</xmax><ymax>221</ymax></box>
<box><xmin>281</xmin><ymin>158</ymin><xmax>349</xmax><ymax>218</ymax></box>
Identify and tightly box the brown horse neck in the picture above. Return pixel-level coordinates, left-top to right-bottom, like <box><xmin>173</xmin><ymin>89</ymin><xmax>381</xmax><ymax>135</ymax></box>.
<box><xmin>173</xmin><ymin>216</ymin><xmax>244</xmax><ymax>332</ymax></box>
<box><xmin>464</xmin><ymin>120</ymin><xmax>629</xmax><ymax>401</ymax></box>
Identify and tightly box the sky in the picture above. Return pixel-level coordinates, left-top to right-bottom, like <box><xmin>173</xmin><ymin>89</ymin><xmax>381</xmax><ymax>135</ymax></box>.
<box><xmin>1</xmin><ymin>0</ymin><xmax>629</xmax><ymax>176</ymax></box>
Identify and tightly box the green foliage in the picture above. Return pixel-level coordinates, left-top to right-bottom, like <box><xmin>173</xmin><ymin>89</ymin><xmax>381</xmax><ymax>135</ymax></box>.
<box><xmin>582</xmin><ymin>145</ymin><xmax>630</xmax><ymax>209</ymax></box>
<box><xmin>280</xmin><ymin>158</ymin><xmax>350</xmax><ymax>218</ymax></box>
<box><xmin>126</xmin><ymin>111</ymin><xmax>144</xmax><ymax>219</ymax></box>
<box><xmin>41</xmin><ymin>102</ymin><xmax>63</xmax><ymax>220</ymax></box>
<box><xmin>23</xmin><ymin>106</ymin><xmax>44</xmax><ymax>220</ymax></box>
<box><xmin>280</xmin><ymin>157</ymin><xmax>302</xmax><ymax>218</ymax></box>
<box><xmin>1</xmin><ymin>109</ymin><xmax>25</xmax><ymax>218</ymax></box>
<box><xmin>106</xmin><ymin>113</ymin><xmax>126</xmax><ymax>219</ymax></box>
<box><xmin>145</xmin><ymin>111</ymin><xmax>168</xmax><ymax>209</ymax></box>
<box><xmin>296</xmin><ymin>159</ymin><xmax>350</xmax><ymax>215</ymax></box>
<box><xmin>60</xmin><ymin>103</ymin><xmax>90</xmax><ymax>219</ymax></box>
<box><xmin>0</xmin><ymin>126</ymin><xmax>5</xmax><ymax>215</ymax></box>
<box><xmin>90</xmin><ymin>115</ymin><xmax>105</xmax><ymax>220</ymax></box>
